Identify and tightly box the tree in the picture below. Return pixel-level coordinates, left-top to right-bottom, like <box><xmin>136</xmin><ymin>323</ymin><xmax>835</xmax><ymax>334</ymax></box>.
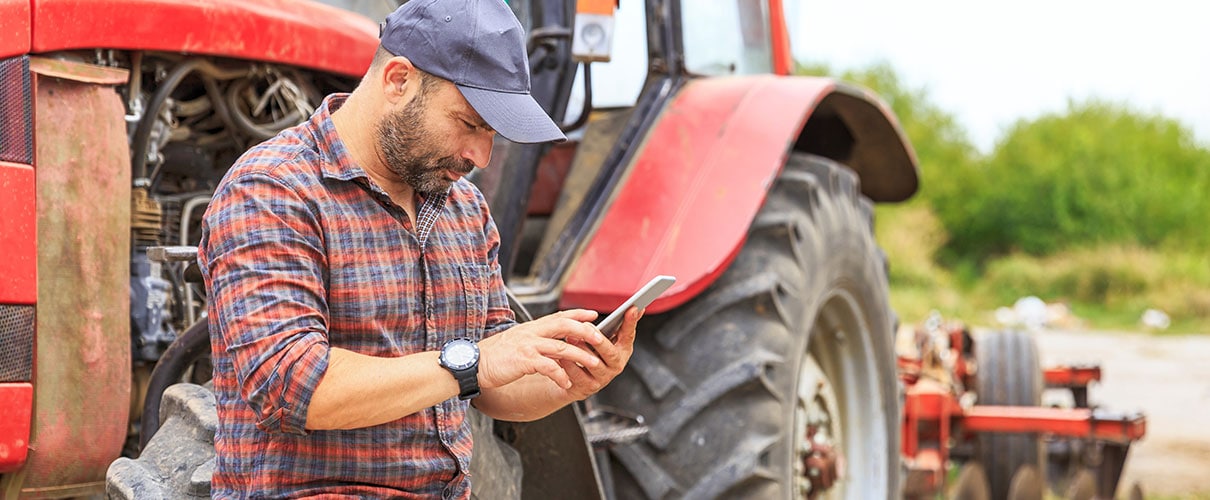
<box><xmin>935</xmin><ymin>99</ymin><xmax>1210</xmax><ymax>260</ymax></box>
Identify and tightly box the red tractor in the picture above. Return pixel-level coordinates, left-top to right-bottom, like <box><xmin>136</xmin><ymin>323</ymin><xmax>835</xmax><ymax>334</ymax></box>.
<box><xmin>3</xmin><ymin>0</ymin><xmax>1141</xmax><ymax>499</ymax></box>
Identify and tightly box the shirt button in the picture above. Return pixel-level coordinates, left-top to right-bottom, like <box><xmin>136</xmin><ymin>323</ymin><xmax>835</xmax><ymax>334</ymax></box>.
<box><xmin>442</xmin><ymin>487</ymin><xmax>453</xmax><ymax>499</ymax></box>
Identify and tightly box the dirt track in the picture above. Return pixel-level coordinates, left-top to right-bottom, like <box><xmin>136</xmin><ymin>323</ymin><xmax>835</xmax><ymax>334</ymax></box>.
<box><xmin>1032</xmin><ymin>329</ymin><xmax>1210</xmax><ymax>496</ymax></box>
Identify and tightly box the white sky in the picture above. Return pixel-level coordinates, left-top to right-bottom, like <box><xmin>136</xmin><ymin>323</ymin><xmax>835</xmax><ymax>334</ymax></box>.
<box><xmin>789</xmin><ymin>0</ymin><xmax>1210</xmax><ymax>152</ymax></box>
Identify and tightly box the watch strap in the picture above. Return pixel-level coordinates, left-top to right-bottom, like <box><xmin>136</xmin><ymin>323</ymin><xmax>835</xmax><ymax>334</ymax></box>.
<box><xmin>453</xmin><ymin>365</ymin><xmax>480</xmax><ymax>400</ymax></box>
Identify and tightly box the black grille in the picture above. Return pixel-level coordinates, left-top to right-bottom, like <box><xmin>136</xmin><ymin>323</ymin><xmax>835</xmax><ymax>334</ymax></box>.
<box><xmin>0</xmin><ymin>304</ymin><xmax>35</xmax><ymax>382</ymax></box>
<box><xmin>0</xmin><ymin>56</ymin><xmax>33</xmax><ymax>165</ymax></box>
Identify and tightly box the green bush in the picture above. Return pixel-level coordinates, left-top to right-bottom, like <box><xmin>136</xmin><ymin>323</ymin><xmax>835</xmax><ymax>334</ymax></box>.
<box><xmin>932</xmin><ymin>99</ymin><xmax>1210</xmax><ymax>261</ymax></box>
<box><xmin>797</xmin><ymin>61</ymin><xmax>1210</xmax><ymax>331</ymax></box>
<box><xmin>981</xmin><ymin>247</ymin><xmax>1153</xmax><ymax>305</ymax></box>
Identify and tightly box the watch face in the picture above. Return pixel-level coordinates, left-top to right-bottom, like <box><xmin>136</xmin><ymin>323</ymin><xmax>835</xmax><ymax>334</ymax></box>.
<box><xmin>443</xmin><ymin>340</ymin><xmax>478</xmax><ymax>370</ymax></box>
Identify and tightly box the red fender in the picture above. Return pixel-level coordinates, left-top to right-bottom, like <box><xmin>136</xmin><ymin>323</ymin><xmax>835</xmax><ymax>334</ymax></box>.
<box><xmin>559</xmin><ymin>75</ymin><xmax>918</xmax><ymax>314</ymax></box>
<box><xmin>1</xmin><ymin>0</ymin><xmax>377</xmax><ymax>76</ymax></box>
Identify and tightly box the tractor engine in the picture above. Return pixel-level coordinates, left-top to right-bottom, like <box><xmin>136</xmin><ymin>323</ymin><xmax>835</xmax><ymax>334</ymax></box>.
<box><xmin>116</xmin><ymin>52</ymin><xmax>347</xmax><ymax>453</ymax></box>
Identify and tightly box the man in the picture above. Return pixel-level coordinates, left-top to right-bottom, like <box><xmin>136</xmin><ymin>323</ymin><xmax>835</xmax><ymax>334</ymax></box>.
<box><xmin>198</xmin><ymin>0</ymin><xmax>640</xmax><ymax>497</ymax></box>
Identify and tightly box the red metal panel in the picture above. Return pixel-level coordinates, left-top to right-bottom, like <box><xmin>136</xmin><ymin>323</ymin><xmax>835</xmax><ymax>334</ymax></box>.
<box><xmin>1044</xmin><ymin>365</ymin><xmax>1102</xmax><ymax>387</ymax></box>
<box><xmin>32</xmin><ymin>0</ymin><xmax>377</xmax><ymax>77</ymax></box>
<box><xmin>767</xmin><ymin>0</ymin><xmax>792</xmax><ymax>75</ymax></box>
<box><xmin>904</xmin><ymin>380</ymin><xmax>959</xmax><ymax>449</ymax></box>
<box><xmin>0</xmin><ymin>161</ymin><xmax>36</xmax><ymax>305</ymax></box>
<box><xmin>0</xmin><ymin>0</ymin><xmax>30</xmax><ymax>58</ymax></box>
<box><xmin>560</xmin><ymin>75</ymin><xmax>837</xmax><ymax>313</ymax></box>
<box><xmin>904</xmin><ymin>378</ymin><xmax>963</xmax><ymax>421</ymax></box>
<box><xmin>0</xmin><ymin>382</ymin><xmax>33</xmax><ymax>473</ymax></box>
<box><xmin>962</xmin><ymin>406</ymin><xmax>1147</xmax><ymax>444</ymax></box>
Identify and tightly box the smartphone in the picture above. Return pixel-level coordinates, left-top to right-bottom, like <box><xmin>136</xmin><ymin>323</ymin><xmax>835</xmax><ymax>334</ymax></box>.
<box><xmin>597</xmin><ymin>275</ymin><xmax>676</xmax><ymax>341</ymax></box>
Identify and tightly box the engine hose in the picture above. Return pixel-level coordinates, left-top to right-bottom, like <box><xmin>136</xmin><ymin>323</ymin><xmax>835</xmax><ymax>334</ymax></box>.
<box><xmin>202</xmin><ymin>76</ymin><xmax>240</xmax><ymax>145</ymax></box>
<box><xmin>131</xmin><ymin>58</ymin><xmax>203</xmax><ymax>181</ymax></box>
<box><xmin>132</xmin><ymin>59</ymin><xmax>252</xmax><ymax>182</ymax></box>
<box><xmin>147</xmin><ymin>76</ymin><xmax>245</xmax><ymax>193</ymax></box>
<box><xmin>139</xmin><ymin>318</ymin><xmax>210</xmax><ymax>451</ymax></box>
<box><xmin>225</xmin><ymin>77</ymin><xmax>310</xmax><ymax>141</ymax></box>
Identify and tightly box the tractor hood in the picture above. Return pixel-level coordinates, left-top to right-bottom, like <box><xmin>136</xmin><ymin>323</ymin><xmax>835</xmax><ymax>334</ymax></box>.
<box><xmin>0</xmin><ymin>0</ymin><xmax>378</xmax><ymax>77</ymax></box>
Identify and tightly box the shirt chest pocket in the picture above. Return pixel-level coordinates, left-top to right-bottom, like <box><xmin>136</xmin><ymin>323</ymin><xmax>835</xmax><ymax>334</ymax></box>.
<box><xmin>459</xmin><ymin>263</ymin><xmax>491</xmax><ymax>340</ymax></box>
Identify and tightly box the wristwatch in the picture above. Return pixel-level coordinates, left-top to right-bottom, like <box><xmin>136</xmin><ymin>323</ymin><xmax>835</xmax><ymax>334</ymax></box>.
<box><xmin>439</xmin><ymin>338</ymin><xmax>480</xmax><ymax>400</ymax></box>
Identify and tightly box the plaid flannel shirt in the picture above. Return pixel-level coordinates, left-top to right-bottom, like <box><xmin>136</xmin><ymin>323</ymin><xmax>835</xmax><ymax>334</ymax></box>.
<box><xmin>200</xmin><ymin>94</ymin><xmax>515</xmax><ymax>499</ymax></box>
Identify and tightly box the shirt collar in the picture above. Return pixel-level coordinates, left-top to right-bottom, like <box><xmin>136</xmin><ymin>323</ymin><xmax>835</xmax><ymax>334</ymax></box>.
<box><xmin>310</xmin><ymin>93</ymin><xmax>370</xmax><ymax>183</ymax></box>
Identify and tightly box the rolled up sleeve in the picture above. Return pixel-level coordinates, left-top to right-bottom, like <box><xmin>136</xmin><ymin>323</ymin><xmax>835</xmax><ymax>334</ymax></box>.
<box><xmin>201</xmin><ymin>171</ymin><xmax>330</xmax><ymax>435</ymax></box>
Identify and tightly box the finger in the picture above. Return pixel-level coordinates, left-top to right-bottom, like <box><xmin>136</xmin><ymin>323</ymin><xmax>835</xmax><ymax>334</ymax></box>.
<box><xmin>549</xmin><ymin>308</ymin><xmax>599</xmax><ymax>323</ymax></box>
<box><xmin>590</xmin><ymin>308</ymin><xmax>640</xmax><ymax>368</ymax></box>
<box><xmin>589</xmin><ymin>333</ymin><xmax>619</xmax><ymax>366</ymax></box>
<box><xmin>559</xmin><ymin>359</ymin><xmax>603</xmax><ymax>397</ymax></box>
<box><xmin>555</xmin><ymin>318</ymin><xmax>609</xmax><ymax>346</ymax></box>
<box><xmin>531</xmin><ymin>318</ymin><xmax>608</xmax><ymax>346</ymax></box>
<box><xmin>565</xmin><ymin>337</ymin><xmax>604</xmax><ymax>366</ymax></box>
<box><xmin>558</xmin><ymin>358</ymin><xmax>596</xmax><ymax>388</ymax></box>
<box><xmin>613</xmin><ymin>306</ymin><xmax>642</xmax><ymax>348</ymax></box>
<box><xmin>578</xmin><ymin>350</ymin><xmax>620</xmax><ymax>380</ymax></box>
<box><xmin>533</xmin><ymin>357</ymin><xmax>573</xmax><ymax>389</ymax></box>
<box><xmin>535</xmin><ymin>337</ymin><xmax>603</xmax><ymax>368</ymax></box>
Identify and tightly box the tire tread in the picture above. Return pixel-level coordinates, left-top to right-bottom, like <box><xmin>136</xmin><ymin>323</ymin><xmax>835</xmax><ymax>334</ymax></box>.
<box><xmin>598</xmin><ymin>153</ymin><xmax>900</xmax><ymax>498</ymax></box>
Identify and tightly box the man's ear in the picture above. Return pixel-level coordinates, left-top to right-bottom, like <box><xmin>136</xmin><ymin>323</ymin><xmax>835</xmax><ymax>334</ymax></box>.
<box><xmin>380</xmin><ymin>56</ymin><xmax>418</xmax><ymax>103</ymax></box>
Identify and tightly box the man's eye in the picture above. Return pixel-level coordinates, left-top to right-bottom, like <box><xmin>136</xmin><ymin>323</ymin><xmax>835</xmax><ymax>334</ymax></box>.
<box><xmin>461</xmin><ymin>120</ymin><xmax>476</xmax><ymax>131</ymax></box>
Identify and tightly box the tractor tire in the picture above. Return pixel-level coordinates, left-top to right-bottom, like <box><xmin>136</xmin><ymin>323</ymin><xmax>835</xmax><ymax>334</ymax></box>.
<box><xmin>596</xmin><ymin>153</ymin><xmax>901</xmax><ymax>499</ymax></box>
<box><xmin>973</xmin><ymin>330</ymin><xmax>1045</xmax><ymax>500</ymax></box>
<box><xmin>949</xmin><ymin>463</ymin><xmax>992</xmax><ymax>500</ymax></box>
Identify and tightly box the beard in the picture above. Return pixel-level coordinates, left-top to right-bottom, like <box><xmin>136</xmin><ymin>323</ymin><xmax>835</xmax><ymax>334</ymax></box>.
<box><xmin>376</xmin><ymin>94</ymin><xmax>476</xmax><ymax>194</ymax></box>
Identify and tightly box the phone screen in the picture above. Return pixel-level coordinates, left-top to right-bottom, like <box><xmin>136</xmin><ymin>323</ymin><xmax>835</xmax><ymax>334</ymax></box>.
<box><xmin>597</xmin><ymin>275</ymin><xmax>676</xmax><ymax>341</ymax></box>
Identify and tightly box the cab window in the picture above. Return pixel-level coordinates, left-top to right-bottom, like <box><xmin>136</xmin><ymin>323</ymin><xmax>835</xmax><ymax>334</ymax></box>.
<box><xmin>681</xmin><ymin>0</ymin><xmax>774</xmax><ymax>75</ymax></box>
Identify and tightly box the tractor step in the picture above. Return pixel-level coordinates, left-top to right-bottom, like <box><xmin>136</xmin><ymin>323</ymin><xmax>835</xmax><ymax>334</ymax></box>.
<box><xmin>582</xmin><ymin>407</ymin><xmax>648</xmax><ymax>446</ymax></box>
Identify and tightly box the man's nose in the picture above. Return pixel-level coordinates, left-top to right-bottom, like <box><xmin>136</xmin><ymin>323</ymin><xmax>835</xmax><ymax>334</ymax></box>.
<box><xmin>461</xmin><ymin>134</ymin><xmax>494</xmax><ymax>168</ymax></box>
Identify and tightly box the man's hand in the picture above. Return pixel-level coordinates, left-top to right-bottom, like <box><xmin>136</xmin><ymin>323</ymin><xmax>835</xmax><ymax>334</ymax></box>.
<box><xmin>477</xmin><ymin>309</ymin><xmax>608</xmax><ymax>391</ymax></box>
<box><xmin>556</xmin><ymin>306</ymin><xmax>642</xmax><ymax>401</ymax></box>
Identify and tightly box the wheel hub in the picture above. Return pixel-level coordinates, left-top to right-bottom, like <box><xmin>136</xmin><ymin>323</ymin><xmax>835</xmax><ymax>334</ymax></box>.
<box><xmin>803</xmin><ymin>428</ymin><xmax>839</xmax><ymax>495</ymax></box>
<box><xmin>795</xmin><ymin>355</ymin><xmax>844</xmax><ymax>499</ymax></box>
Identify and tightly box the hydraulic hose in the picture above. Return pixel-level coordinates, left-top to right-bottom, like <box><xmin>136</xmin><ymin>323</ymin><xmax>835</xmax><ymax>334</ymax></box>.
<box><xmin>224</xmin><ymin>77</ymin><xmax>309</xmax><ymax>141</ymax></box>
<box><xmin>131</xmin><ymin>58</ymin><xmax>249</xmax><ymax>181</ymax></box>
<box><xmin>139</xmin><ymin>318</ymin><xmax>211</xmax><ymax>451</ymax></box>
<box><xmin>131</xmin><ymin>59</ymin><xmax>202</xmax><ymax>181</ymax></box>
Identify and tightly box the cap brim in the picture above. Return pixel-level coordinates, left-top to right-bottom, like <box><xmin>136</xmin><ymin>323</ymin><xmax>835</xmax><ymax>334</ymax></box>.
<box><xmin>458</xmin><ymin>85</ymin><xmax>567</xmax><ymax>144</ymax></box>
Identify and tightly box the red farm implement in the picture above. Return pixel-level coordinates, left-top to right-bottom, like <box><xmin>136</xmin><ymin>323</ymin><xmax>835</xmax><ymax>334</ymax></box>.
<box><xmin>897</xmin><ymin>317</ymin><xmax>1146</xmax><ymax>499</ymax></box>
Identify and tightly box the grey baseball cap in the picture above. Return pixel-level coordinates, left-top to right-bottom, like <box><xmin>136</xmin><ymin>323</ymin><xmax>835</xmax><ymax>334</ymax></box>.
<box><xmin>380</xmin><ymin>0</ymin><xmax>566</xmax><ymax>144</ymax></box>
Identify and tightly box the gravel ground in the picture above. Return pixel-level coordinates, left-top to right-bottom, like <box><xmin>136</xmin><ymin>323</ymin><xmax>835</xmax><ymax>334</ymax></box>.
<box><xmin>1031</xmin><ymin>329</ymin><xmax>1210</xmax><ymax>497</ymax></box>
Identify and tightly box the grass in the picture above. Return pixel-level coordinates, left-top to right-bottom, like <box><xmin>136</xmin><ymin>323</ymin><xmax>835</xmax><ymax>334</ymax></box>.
<box><xmin>875</xmin><ymin>204</ymin><xmax>1210</xmax><ymax>334</ymax></box>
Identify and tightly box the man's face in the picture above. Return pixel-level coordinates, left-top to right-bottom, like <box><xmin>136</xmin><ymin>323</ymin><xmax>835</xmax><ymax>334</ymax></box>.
<box><xmin>376</xmin><ymin>78</ymin><xmax>494</xmax><ymax>194</ymax></box>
